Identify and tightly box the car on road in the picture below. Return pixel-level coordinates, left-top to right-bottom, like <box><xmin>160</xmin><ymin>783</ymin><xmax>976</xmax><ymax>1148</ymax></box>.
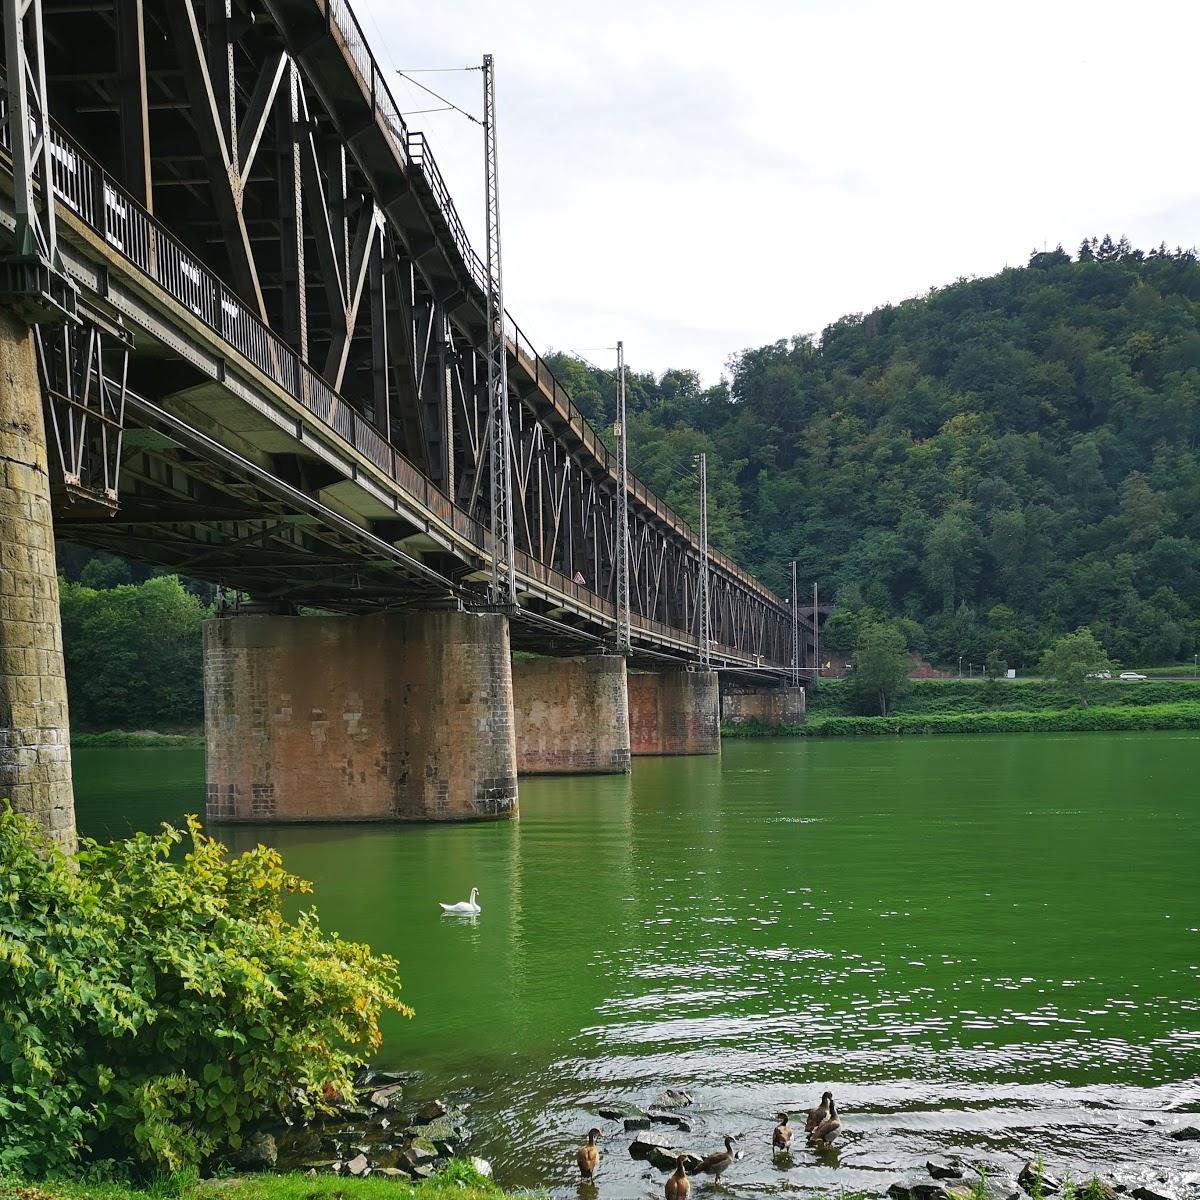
<box><xmin>1086</xmin><ymin>670</ymin><xmax>1112</xmax><ymax>679</ymax></box>
<box><xmin>1118</xmin><ymin>671</ymin><xmax>1148</xmax><ymax>681</ymax></box>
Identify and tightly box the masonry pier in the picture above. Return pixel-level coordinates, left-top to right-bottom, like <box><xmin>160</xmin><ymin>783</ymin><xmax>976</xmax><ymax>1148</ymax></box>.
<box><xmin>203</xmin><ymin>610</ymin><xmax>518</xmax><ymax>822</ymax></box>
<box><xmin>721</xmin><ymin>683</ymin><xmax>807</xmax><ymax>729</ymax></box>
<box><xmin>511</xmin><ymin>654</ymin><xmax>631</xmax><ymax>775</ymax></box>
<box><xmin>627</xmin><ymin>668</ymin><xmax>720</xmax><ymax>756</ymax></box>
<box><xmin>0</xmin><ymin>312</ymin><xmax>75</xmax><ymax>849</ymax></box>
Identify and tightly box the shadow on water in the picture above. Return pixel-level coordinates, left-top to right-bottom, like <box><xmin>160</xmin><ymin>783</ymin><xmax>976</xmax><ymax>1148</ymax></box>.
<box><xmin>72</xmin><ymin>734</ymin><xmax>1200</xmax><ymax>1198</ymax></box>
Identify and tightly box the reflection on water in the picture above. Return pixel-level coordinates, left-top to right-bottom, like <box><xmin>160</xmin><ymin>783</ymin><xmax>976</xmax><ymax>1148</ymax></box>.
<box><xmin>74</xmin><ymin>734</ymin><xmax>1200</xmax><ymax>1197</ymax></box>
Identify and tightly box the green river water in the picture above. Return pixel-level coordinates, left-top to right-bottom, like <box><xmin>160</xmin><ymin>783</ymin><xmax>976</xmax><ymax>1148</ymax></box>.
<box><xmin>73</xmin><ymin>734</ymin><xmax>1200</xmax><ymax>1197</ymax></box>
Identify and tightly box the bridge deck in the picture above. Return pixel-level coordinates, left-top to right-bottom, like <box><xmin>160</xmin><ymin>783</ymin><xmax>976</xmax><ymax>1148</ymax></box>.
<box><xmin>0</xmin><ymin>0</ymin><xmax>793</xmax><ymax>672</ymax></box>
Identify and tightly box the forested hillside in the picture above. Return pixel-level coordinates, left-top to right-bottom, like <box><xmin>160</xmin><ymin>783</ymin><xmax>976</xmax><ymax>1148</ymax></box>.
<box><xmin>549</xmin><ymin>238</ymin><xmax>1200</xmax><ymax>667</ymax></box>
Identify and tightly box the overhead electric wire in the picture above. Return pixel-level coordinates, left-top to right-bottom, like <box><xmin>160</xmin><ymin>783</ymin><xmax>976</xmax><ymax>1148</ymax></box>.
<box><xmin>396</xmin><ymin>70</ymin><xmax>482</xmax><ymax>125</ymax></box>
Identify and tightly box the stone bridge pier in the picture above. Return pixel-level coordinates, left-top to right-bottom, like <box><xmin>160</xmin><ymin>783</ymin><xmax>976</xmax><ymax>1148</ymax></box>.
<box><xmin>627</xmin><ymin>668</ymin><xmax>721</xmax><ymax>756</ymax></box>
<box><xmin>511</xmin><ymin>654</ymin><xmax>630</xmax><ymax>775</ymax></box>
<box><xmin>203</xmin><ymin>609</ymin><xmax>518</xmax><ymax>822</ymax></box>
<box><xmin>721</xmin><ymin>682</ymin><xmax>806</xmax><ymax>729</ymax></box>
<box><xmin>0</xmin><ymin>311</ymin><xmax>75</xmax><ymax>849</ymax></box>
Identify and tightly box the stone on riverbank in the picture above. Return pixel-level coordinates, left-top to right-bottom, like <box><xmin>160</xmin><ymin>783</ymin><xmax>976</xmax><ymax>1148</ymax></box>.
<box><xmin>599</xmin><ymin>1102</ymin><xmax>648</xmax><ymax>1121</ymax></box>
<box><xmin>230</xmin><ymin>1131</ymin><xmax>277</xmax><ymax>1172</ymax></box>
<box><xmin>654</xmin><ymin>1088</ymin><xmax>694</xmax><ymax>1109</ymax></box>
<box><xmin>650</xmin><ymin>1110</ymin><xmax>693</xmax><ymax>1130</ymax></box>
<box><xmin>1131</xmin><ymin>1187</ymin><xmax>1177</xmax><ymax>1200</ymax></box>
<box><xmin>370</xmin><ymin>1084</ymin><xmax>405</xmax><ymax>1110</ymax></box>
<box><xmin>1019</xmin><ymin>1162</ymin><xmax>1061</xmax><ymax>1196</ymax></box>
<box><xmin>628</xmin><ymin>1131</ymin><xmax>702</xmax><ymax>1172</ymax></box>
<box><xmin>624</xmin><ymin>1114</ymin><xmax>653</xmax><ymax>1130</ymax></box>
<box><xmin>1170</xmin><ymin>1126</ymin><xmax>1200</xmax><ymax>1140</ymax></box>
<box><xmin>928</xmin><ymin>1160</ymin><xmax>966</xmax><ymax>1180</ymax></box>
<box><xmin>889</xmin><ymin>1181</ymin><xmax>956</xmax><ymax>1200</ymax></box>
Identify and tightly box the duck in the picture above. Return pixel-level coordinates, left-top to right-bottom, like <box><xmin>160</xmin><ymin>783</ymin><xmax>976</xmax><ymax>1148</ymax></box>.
<box><xmin>805</xmin><ymin>1090</ymin><xmax>833</xmax><ymax>1133</ymax></box>
<box><xmin>772</xmin><ymin>1111</ymin><xmax>793</xmax><ymax>1150</ymax></box>
<box><xmin>665</xmin><ymin>1154</ymin><xmax>690</xmax><ymax>1200</ymax></box>
<box><xmin>694</xmin><ymin>1136</ymin><xmax>738</xmax><ymax>1180</ymax></box>
<box><xmin>439</xmin><ymin>887</ymin><xmax>480</xmax><ymax>914</ymax></box>
<box><xmin>576</xmin><ymin>1127</ymin><xmax>601</xmax><ymax>1179</ymax></box>
<box><xmin>807</xmin><ymin>1097</ymin><xmax>841</xmax><ymax>1147</ymax></box>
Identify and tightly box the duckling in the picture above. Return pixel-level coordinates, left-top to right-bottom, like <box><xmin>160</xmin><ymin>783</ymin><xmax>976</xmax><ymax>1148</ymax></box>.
<box><xmin>665</xmin><ymin>1154</ymin><xmax>690</xmax><ymax>1200</ymax></box>
<box><xmin>807</xmin><ymin>1097</ymin><xmax>841</xmax><ymax>1147</ymax></box>
<box><xmin>695</xmin><ymin>1136</ymin><xmax>738</xmax><ymax>1180</ymax></box>
<box><xmin>805</xmin><ymin>1090</ymin><xmax>833</xmax><ymax>1133</ymax></box>
<box><xmin>576</xmin><ymin>1127</ymin><xmax>602</xmax><ymax>1179</ymax></box>
<box><xmin>772</xmin><ymin>1111</ymin><xmax>793</xmax><ymax>1150</ymax></box>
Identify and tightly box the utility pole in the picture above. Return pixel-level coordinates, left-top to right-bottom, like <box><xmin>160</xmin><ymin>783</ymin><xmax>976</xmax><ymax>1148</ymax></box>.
<box><xmin>614</xmin><ymin>340</ymin><xmax>631</xmax><ymax>652</ymax></box>
<box><xmin>790</xmin><ymin>560</ymin><xmax>800</xmax><ymax>687</ymax></box>
<box><xmin>482</xmin><ymin>53</ymin><xmax>516</xmax><ymax>608</ymax></box>
<box><xmin>812</xmin><ymin>581</ymin><xmax>819</xmax><ymax>677</ymax></box>
<box><xmin>695</xmin><ymin>452</ymin><xmax>710</xmax><ymax>667</ymax></box>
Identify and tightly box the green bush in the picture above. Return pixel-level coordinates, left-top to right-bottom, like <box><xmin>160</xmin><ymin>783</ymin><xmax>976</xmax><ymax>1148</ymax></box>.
<box><xmin>0</xmin><ymin>810</ymin><xmax>409</xmax><ymax>1176</ymax></box>
<box><xmin>810</xmin><ymin>677</ymin><xmax>1200</xmax><ymax>717</ymax></box>
<box><xmin>794</xmin><ymin>701</ymin><xmax>1200</xmax><ymax>737</ymax></box>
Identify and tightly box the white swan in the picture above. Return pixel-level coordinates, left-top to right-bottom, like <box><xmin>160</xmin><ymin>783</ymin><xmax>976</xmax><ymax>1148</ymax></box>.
<box><xmin>439</xmin><ymin>887</ymin><xmax>480</xmax><ymax>915</ymax></box>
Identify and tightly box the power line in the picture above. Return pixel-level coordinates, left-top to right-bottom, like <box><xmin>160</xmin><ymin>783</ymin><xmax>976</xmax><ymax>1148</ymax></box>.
<box><xmin>398</xmin><ymin>66</ymin><xmax>484</xmax><ymax>73</ymax></box>
<box><xmin>396</xmin><ymin>71</ymin><xmax>482</xmax><ymax>125</ymax></box>
<box><xmin>401</xmin><ymin>106</ymin><xmax>455</xmax><ymax>117</ymax></box>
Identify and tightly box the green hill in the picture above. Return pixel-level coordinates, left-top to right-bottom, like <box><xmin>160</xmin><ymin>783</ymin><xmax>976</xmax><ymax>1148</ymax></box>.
<box><xmin>549</xmin><ymin>237</ymin><xmax>1200</xmax><ymax>668</ymax></box>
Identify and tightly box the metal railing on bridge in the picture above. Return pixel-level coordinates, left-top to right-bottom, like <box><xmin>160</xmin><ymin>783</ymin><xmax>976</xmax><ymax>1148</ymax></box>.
<box><xmin>317</xmin><ymin>0</ymin><xmax>780</xmax><ymax>609</ymax></box>
<box><xmin>0</xmin><ymin>50</ymin><xmax>778</xmax><ymax>662</ymax></box>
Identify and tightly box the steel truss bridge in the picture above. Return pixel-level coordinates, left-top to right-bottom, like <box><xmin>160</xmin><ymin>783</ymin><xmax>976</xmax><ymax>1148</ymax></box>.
<box><xmin>0</xmin><ymin>0</ymin><xmax>796</xmax><ymax>670</ymax></box>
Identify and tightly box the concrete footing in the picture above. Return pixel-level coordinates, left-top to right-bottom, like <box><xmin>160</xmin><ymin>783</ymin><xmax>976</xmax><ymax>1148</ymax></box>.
<box><xmin>203</xmin><ymin>610</ymin><xmax>518</xmax><ymax>822</ymax></box>
<box><xmin>721</xmin><ymin>684</ymin><xmax>806</xmax><ymax>728</ymax></box>
<box><xmin>0</xmin><ymin>311</ymin><xmax>75</xmax><ymax>849</ymax></box>
<box><xmin>512</xmin><ymin>654</ymin><xmax>630</xmax><ymax>775</ymax></box>
<box><xmin>627</xmin><ymin>668</ymin><xmax>720</xmax><ymax>756</ymax></box>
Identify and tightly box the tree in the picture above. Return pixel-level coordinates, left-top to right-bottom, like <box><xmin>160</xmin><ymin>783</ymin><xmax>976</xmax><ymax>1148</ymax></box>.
<box><xmin>1038</xmin><ymin>627</ymin><xmax>1113</xmax><ymax>705</ymax></box>
<box><xmin>984</xmin><ymin>649</ymin><xmax>1008</xmax><ymax>679</ymax></box>
<box><xmin>846</xmin><ymin>621</ymin><xmax>910</xmax><ymax>716</ymax></box>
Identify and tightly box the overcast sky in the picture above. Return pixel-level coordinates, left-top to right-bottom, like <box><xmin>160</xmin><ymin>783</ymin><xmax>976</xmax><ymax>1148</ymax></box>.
<box><xmin>356</xmin><ymin>0</ymin><xmax>1200</xmax><ymax>384</ymax></box>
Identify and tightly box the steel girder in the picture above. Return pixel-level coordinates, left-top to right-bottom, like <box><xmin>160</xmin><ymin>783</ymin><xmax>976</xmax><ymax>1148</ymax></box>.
<box><xmin>15</xmin><ymin>0</ymin><xmax>791</xmax><ymax>665</ymax></box>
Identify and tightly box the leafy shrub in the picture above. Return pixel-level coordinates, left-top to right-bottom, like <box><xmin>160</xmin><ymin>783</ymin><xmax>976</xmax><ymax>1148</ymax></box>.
<box><xmin>797</xmin><ymin>701</ymin><xmax>1200</xmax><ymax>737</ymax></box>
<box><xmin>0</xmin><ymin>810</ymin><xmax>409</xmax><ymax>1176</ymax></box>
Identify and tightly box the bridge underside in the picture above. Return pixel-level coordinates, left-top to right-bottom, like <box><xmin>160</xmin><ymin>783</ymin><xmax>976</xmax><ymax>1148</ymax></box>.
<box><xmin>0</xmin><ymin>0</ymin><xmax>801</xmax><ymax>837</ymax></box>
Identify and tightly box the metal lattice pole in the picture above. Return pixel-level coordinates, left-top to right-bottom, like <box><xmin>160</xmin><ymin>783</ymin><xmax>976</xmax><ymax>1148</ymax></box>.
<box><xmin>790</xmin><ymin>559</ymin><xmax>800</xmax><ymax>687</ymax></box>
<box><xmin>4</xmin><ymin>0</ymin><xmax>57</xmax><ymax>264</ymax></box>
<box><xmin>482</xmin><ymin>53</ymin><xmax>516</xmax><ymax>607</ymax></box>
<box><xmin>695</xmin><ymin>451</ymin><xmax>710</xmax><ymax>667</ymax></box>
<box><xmin>813</xmin><ymin>581</ymin><xmax>820</xmax><ymax>677</ymax></box>
<box><xmin>614</xmin><ymin>340</ymin><xmax>631</xmax><ymax>652</ymax></box>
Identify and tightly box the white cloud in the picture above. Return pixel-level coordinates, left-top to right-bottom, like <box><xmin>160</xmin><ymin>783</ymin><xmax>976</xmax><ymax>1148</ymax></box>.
<box><xmin>356</xmin><ymin>0</ymin><xmax>1200</xmax><ymax>382</ymax></box>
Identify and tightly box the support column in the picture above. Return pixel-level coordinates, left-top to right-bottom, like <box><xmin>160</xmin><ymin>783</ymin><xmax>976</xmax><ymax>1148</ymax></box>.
<box><xmin>512</xmin><ymin>654</ymin><xmax>630</xmax><ymax>775</ymax></box>
<box><xmin>0</xmin><ymin>310</ymin><xmax>75</xmax><ymax>848</ymax></box>
<box><xmin>720</xmin><ymin>683</ymin><xmax>806</xmax><ymax>729</ymax></box>
<box><xmin>627</xmin><ymin>668</ymin><xmax>720</xmax><ymax>756</ymax></box>
<box><xmin>203</xmin><ymin>609</ymin><xmax>517</xmax><ymax>822</ymax></box>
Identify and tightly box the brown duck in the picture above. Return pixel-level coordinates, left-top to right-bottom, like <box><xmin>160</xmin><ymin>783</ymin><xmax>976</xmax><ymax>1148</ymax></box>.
<box><xmin>665</xmin><ymin>1154</ymin><xmax>690</xmax><ymax>1200</ymax></box>
<box><xmin>695</xmin><ymin>1135</ymin><xmax>738</xmax><ymax>1180</ymax></box>
<box><xmin>807</xmin><ymin>1097</ymin><xmax>841</xmax><ymax>1147</ymax></box>
<box><xmin>772</xmin><ymin>1111</ymin><xmax>793</xmax><ymax>1150</ymax></box>
<box><xmin>576</xmin><ymin>1127</ymin><xmax>602</xmax><ymax>1179</ymax></box>
<box><xmin>805</xmin><ymin>1091</ymin><xmax>833</xmax><ymax>1133</ymax></box>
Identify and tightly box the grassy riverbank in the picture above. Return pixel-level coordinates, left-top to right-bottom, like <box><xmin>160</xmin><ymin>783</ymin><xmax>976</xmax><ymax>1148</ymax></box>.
<box><xmin>724</xmin><ymin>678</ymin><xmax>1200</xmax><ymax>738</ymax></box>
<box><xmin>0</xmin><ymin>1171</ymin><xmax>508</xmax><ymax>1200</ymax></box>
<box><xmin>70</xmin><ymin>731</ymin><xmax>204</xmax><ymax>749</ymax></box>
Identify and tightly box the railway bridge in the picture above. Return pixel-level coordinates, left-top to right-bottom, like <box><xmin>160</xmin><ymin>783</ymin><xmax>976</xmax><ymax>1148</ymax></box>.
<box><xmin>0</xmin><ymin>0</ymin><xmax>808</xmax><ymax>847</ymax></box>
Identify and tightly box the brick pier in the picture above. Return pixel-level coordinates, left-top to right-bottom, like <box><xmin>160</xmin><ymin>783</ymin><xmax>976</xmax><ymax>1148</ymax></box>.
<box><xmin>203</xmin><ymin>610</ymin><xmax>518</xmax><ymax>821</ymax></box>
<box><xmin>511</xmin><ymin>654</ymin><xmax>631</xmax><ymax>775</ymax></box>
<box><xmin>0</xmin><ymin>311</ymin><xmax>75</xmax><ymax>849</ymax></box>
